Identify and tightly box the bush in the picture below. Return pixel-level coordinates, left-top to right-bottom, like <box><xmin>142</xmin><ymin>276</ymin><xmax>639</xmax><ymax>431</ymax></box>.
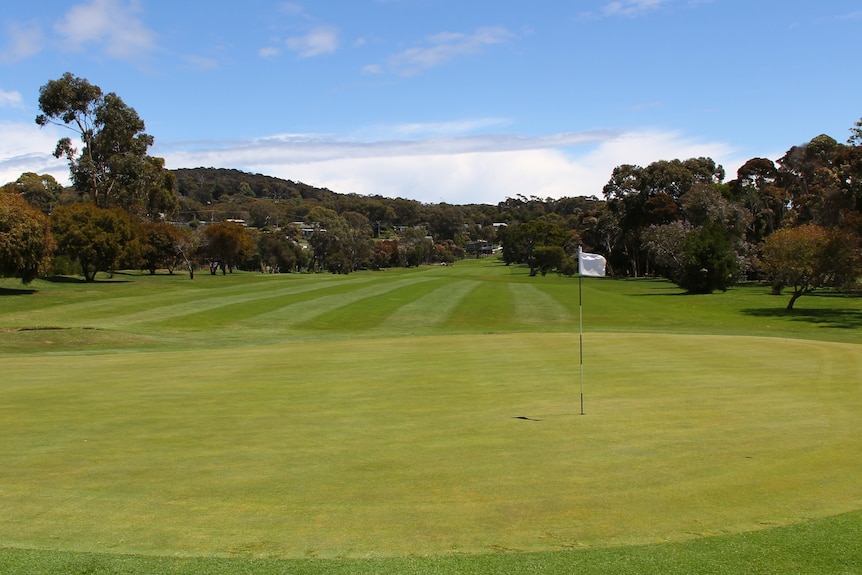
<box><xmin>676</xmin><ymin>223</ymin><xmax>739</xmax><ymax>294</ymax></box>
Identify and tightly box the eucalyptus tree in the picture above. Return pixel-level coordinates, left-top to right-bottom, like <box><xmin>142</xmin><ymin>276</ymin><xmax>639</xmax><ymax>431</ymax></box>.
<box><xmin>35</xmin><ymin>72</ymin><xmax>177</xmax><ymax>219</ymax></box>
<box><xmin>728</xmin><ymin>158</ymin><xmax>788</xmax><ymax>242</ymax></box>
<box><xmin>778</xmin><ymin>134</ymin><xmax>858</xmax><ymax>227</ymax></box>
<box><xmin>602</xmin><ymin>157</ymin><xmax>726</xmax><ymax>277</ymax></box>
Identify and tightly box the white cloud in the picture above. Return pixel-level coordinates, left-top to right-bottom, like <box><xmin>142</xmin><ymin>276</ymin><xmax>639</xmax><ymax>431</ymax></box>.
<box><xmin>286</xmin><ymin>26</ymin><xmax>339</xmax><ymax>58</ymax></box>
<box><xmin>155</xmin><ymin>127</ymin><xmax>747</xmax><ymax>205</ymax></box>
<box><xmin>361</xmin><ymin>63</ymin><xmax>384</xmax><ymax>75</ymax></box>
<box><xmin>54</xmin><ymin>0</ymin><xmax>156</xmax><ymax>60</ymax></box>
<box><xmin>0</xmin><ymin>122</ymin><xmax>69</xmax><ymax>186</ymax></box>
<box><xmin>0</xmin><ymin>89</ymin><xmax>24</xmax><ymax>108</ymax></box>
<box><xmin>1</xmin><ymin>116</ymin><xmax>749</xmax><ymax>205</ymax></box>
<box><xmin>182</xmin><ymin>54</ymin><xmax>219</xmax><ymax>70</ymax></box>
<box><xmin>602</xmin><ymin>0</ymin><xmax>669</xmax><ymax>17</ymax></box>
<box><xmin>387</xmin><ymin>26</ymin><xmax>514</xmax><ymax>76</ymax></box>
<box><xmin>0</xmin><ymin>20</ymin><xmax>44</xmax><ymax>63</ymax></box>
<box><xmin>278</xmin><ymin>2</ymin><xmax>306</xmax><ymax>16</ymax></box>
<box><xmin>259</xmin><ymin>46</ymin><xmax>281</xmax><ymax>58</ymax></box>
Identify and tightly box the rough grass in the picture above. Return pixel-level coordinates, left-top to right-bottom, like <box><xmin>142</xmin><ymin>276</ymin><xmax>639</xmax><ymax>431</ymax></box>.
<box><xmin>0</xmin><ymin>259</ymin><xmax>860</xmax><ymax>573</ymax></box>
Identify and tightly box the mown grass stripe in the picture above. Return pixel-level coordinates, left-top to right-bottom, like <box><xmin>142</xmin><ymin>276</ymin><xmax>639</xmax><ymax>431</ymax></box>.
<box><xmin>442</xmin><ymin>279</ymin><xmax>515</xmax><ymax>332</ymax></box>
<box><xmin>117</xmin><ymin>277</ymin><xmax>358</xmax><ymax>325</ymax></box>
<box><xmin>300</xmin><ymin>277</ymin><xmax>452</xmax><ymax>332</ymax></box>
<box><xmin>508</xmin><ymin>282</ymin><xmax>573</xmax><ymax>325</ymax></box>
<box><xmin>253</xmin><ymin>275</ymin><xmax>437</xmax><ymax>329</ymax></box>
<box><xmin>376</xmin><ymin>279</ymin><xmax>481</xmax><ymax>334</ymax></box>
<box><xmin>146</xmin><ymin>276</ymin><xmax>380</xmax><ymax>331</ymax></box>
<box><xmin>0</xmin><ymin>273</ymin><xmax>353</xmax><ymax>330</ymax></box>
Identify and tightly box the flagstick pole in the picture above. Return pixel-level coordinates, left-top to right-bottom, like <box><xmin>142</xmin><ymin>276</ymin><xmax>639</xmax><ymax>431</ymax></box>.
<box><xmin>579</xmin><ymin>271</ymin><xmax>585</xmax><ymax>416</ymax></box>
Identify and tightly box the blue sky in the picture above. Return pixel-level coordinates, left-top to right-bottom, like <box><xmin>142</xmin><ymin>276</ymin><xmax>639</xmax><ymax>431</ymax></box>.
<box><xmin>1</xmin><ymin>0</ymin><xmax>860</xmax><ymax>205</ymax></box>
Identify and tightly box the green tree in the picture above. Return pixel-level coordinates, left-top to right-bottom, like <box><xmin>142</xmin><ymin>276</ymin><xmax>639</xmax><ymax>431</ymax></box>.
<box><xmin>642</xmin><ymin>220</ymin><xmax>693</xmax><ymax>282</ymax></box>
<box><xmin>51</xmin><ymin>203</ymin><xmax>139</xmax><ymax>282</ymax></box>
<box><xmin>0</xmin><ymin>191</ymin><xmax>55</xmax><ymax>283</ymax></box>
<box><xmin>500</xmin><ymin>217</ymin><xmax>573</xmax><ymax>276</ymax></box>
<box><xmin>676</xmin><ymin>222</ymin><xmax>739</xmax><ymax>294</ymax></box>
<box><xmin>35</xmin><ymin>73</ymin><xmax>177</xmax><ymax>218</ymax></box>
<box><xmin>341</xmin><ymin>211</ymin><xmax>373</xmax><ymax>271</ymax></box>
<box><xmin>2</xmin><ymin>172</ymin><xmax>64</xmax><ymax>214</ymax></box>
<box><xmin>202</xmin><ymin>221</ymin><xmax>255</xmax><ymax>274</ymax></box>
<box><xmin>603</xmin><ymin>158</ymin><xmax>726</xmax><ymax>277</ymax></box>
<box><xmin>139</xmin><ymin>222</ymin><xmax>184</xmax><ymax>275</ymax></box>
<box><xmin>777</xmin><ymin>135</ymin><xmax>858</xmax><ymax>227</ymax></box>
<box><xmin>759</xmin><ymin>224</ymin><xmax>860</xmax><ymax>310</ymax></box>
<box><xmin>173</xmin><ymin>226</ymin><xmax>200</xmax><ymax>279</ymax></box>
<box><xmin>728</xmin><ymin>158</ymin><xmax>788</xmax><ymax>243</ymax></box>
<box><xmin>305</xmin><ymin>207</ymin><xmax>346</xmax><ymax>272</ymax></box>
<box><xmin>849</xmin><ymin>116</ymin><xmax>862</xmax><ymax>147</ymax></box>
<box><xmin>532</xmin><ymin>245</ymin><xmax>569</xmax><ymax>276</ymax></box>
<box><xmin>257</xmin><ymin>233</ymin><xmax>306</xmax><ymax>273</ymax></box>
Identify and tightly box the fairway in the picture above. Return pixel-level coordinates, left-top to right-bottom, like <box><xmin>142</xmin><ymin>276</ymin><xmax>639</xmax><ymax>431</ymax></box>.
<box><xmin>1</xmin><ymin>260</ymin><xmax>861</xmax><ymax>562</ymax></box>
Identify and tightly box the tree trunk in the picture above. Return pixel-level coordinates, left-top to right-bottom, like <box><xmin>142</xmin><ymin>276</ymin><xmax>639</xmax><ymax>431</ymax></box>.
<box><xmin>786</xmin><ymin>291</ymin><xmax>802</xmax><ymax>310</ymax></box>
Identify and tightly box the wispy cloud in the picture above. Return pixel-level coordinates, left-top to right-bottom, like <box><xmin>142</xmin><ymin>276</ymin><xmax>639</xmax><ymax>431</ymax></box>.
<box><xmin>54</xmin><ymin>0</ymin><xmax>157</xmax><ymax>60</ymax></box>
<box><xmin>383</xmin><ymin>26</ymin><xmax>514</xmax><ymax>76</ymax></box>
<box><xmin>151</xmin><ymin>125</ymin><xmax>747</xmax><ymax>205</ymax></box>
<box><xmin>182</xmin><ymin>54</ymin><xmax>219</xmax><ymax>70</ymax></box>
<box><xmin>278</xmin><ymin>2</ymin><xmax>307</xmax><ymax>17</ymax></box>
<box><xmin>362</xmin><ymin>118</ymin><xmax>512</xmax><ymax>139</ymax></box>
<box><xmin>0</xmin><ymin>89</ymin><xmax>24</xmax><ymax>108</ymax></box>
<box><xmin>579</xmin><ymin>0</ymin><xmax>671</xmax><ymax>19</ymax></box>
<box><xmin>259</xmin><ymin>46</ymin><xmax>282</xmax><ymax>58</ymax></box>
<box><xmin>286</xmin><ymin>25</ymin><xmax>339</xmax><ymax>58</ymax></box>
<box><xmin>0</xmin><ymin>19</ymin><xmax>44</xmax><ymax>63</ymax></box>
<box><xmin>601</xmin><ymin>0</ymin><xmax>669</xmax><ymax>17</ymax></box>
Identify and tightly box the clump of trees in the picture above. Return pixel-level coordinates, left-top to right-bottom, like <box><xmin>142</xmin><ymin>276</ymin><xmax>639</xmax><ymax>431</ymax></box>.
<box><xmin>51</xmin><ymin>203</ymin><xmax>138</xmax><ymax>282</ymax></box>
<box><xmin>1</xmin><ymin>73</ymin><xmax>860</xmax><ymax>310</ymax></box>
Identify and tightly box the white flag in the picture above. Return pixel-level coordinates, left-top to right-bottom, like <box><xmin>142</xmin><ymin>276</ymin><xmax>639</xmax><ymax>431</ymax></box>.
<box><xmin>578</xmin><ymin>248</ymin><xmax>606</xmax><ymax>277</ymax></box>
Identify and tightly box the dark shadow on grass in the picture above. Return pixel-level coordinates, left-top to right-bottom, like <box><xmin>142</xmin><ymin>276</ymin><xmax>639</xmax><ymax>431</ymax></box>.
<box><xmin>42</xmin><ymin>275</ymin><xmax>131</xmax><ymax>284</ymax></box>
<box><xmin>742</xmin><ymin>307</ymin><xmax>862</xmax><ymax>330</ymax></box>
<box><xmin>0</xmin><ymin>286</ymin><xmax>37</xmax><ymax>296</ymax></box>
<box><xmin>42</xmin><ymin>275</ymin><xmax>86</xmax><ymax>283</ymax></box>
<box><xmin>624</xmin><ymin>280</ymin><xmax>687</xmax><ymax>296</ymax></box>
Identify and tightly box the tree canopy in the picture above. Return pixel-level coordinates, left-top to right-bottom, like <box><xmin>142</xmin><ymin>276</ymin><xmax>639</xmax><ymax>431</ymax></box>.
<box><xmin>759</xmin><ymin>224</ymin><xmax>860</xmax><ymax>309</ymax></box>
<box><xmin>0</xmin><ymin>191</ymin><xmax>55</xmax><ymax>284</ymax></box>
<box><xmin>36</xmin><ymin>72</ymin><xmax>177</xmax><ymax>219</ymax></box>
<box><xmin>51</xmin><ymin>203</ymin><xmax>139</xmax><ymax>282</ymax></box>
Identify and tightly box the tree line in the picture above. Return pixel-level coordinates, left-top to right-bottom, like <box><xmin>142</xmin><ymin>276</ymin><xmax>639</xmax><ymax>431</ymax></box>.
<box><xmin>1</xmin><ymin>73</ymin><xmax>861</xmax><ymax>309</ymax></box>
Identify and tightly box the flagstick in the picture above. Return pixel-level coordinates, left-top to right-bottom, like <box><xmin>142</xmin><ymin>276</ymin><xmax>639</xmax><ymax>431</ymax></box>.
<box><xmin>579</xmin><ymin>271</ymin><xmax>585</xmax><ymax>416</ymax></box>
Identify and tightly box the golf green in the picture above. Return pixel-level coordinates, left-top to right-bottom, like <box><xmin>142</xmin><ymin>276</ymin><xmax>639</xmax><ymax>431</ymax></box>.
<box><xmin>0</xmin><ymin>261</ymin><xmax>860</xmax><ymax>560</ymax></box>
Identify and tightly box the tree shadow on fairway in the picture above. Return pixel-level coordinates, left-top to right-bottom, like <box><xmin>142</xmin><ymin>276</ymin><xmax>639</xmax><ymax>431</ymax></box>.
<box><xmin>624</xmin><ymin>279</ymin><xmax>687</xmax><ymax>296</ymax></box>
<box><xmin>43</xmin><ymin>275</ymin><xmax>87</xmax><ymax>283</ymax></box>
<box><xmin>43</xmin><ymin>275</ymin><xmax>131</xmax><ymax>284</ymax></box>
<box><xmin>742</xmin><ymin>307</ymin><xmax>862</xmax><ymax>330</ymax></box>
<box><xmin>0</xmin><ymin>286</ymin><xmax>37</xmax><ymax>296</ymax></box>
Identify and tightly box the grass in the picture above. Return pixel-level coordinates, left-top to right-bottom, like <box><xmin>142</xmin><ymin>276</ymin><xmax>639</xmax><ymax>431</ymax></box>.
<box><xmin>0</xmin><ymin>259</ymin><xmax>860</xmax><ymax>573</ymax></box>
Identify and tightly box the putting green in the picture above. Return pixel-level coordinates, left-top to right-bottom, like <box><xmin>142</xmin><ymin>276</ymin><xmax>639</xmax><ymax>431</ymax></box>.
<box><xmin>1</xmin><ymin>331</ymin><xmax>859</xmax><ymax>559</ymax></box>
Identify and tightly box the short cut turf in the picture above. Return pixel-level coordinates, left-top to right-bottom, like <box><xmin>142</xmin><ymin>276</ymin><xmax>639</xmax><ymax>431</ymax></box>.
<box><xmin>1</xmin><ymin>259</ymin><xmax>860</xmax><ymax>568</ymax></box>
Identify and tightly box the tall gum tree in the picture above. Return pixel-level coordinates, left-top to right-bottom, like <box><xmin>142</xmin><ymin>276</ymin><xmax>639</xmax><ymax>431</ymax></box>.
<box><xmin>35</xmin><ymin>73</ymin><xmax>177</xmax><ymax>219</ymax></box>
